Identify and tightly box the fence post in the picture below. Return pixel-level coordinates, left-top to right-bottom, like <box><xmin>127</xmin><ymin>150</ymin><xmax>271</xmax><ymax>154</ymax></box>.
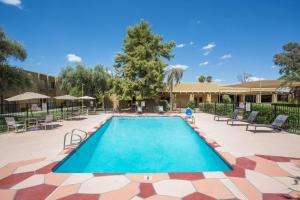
<box><xmin>274</xmin><ymin>104</ymin><xmax>277</xmax><ymax>119</ymax></box>
<box><xmin>214</xmin><ymin>102</ymin><xmax>216</xmax><ymax>115</ymax></box>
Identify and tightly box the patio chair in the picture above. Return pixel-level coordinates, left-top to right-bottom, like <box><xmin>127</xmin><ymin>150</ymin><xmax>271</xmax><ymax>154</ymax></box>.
<box><xmin>227</xmin><ymin>111</ymin><xmax>259</xmax><ymax>125</ymax></box>
<box><xmin>38</xmin><ymin>115</ymin><xmax>54</xmax><ymax>130</ymax></box>
<box><xmin>214</xmin><ymin>109</ymin><xmax>239</xmax><ymax>121</ymax></box>
<box><xmin>185</xmin><ymin>107</ymin><xmax>195</xmax><ymax>123</ymax></box>
<box><xmin>5</xmin><ymin>117</ymin><xmax>26</xmax><ymax>132</ymax></box>
<box><xmin>185</xmin><ymin>107</ymin><xmax>192</xmax><ymax>116</ymax></box>
<box><xmin>137</xmin><ymin>106</ymin><xmax>142</xmax><ymax>114</ymax></box>
<box><xmin>246</xmin><ymin>114</ymin><xmax>288</xmax><ymax>133</ymax></box>
<box><xmin>71</xmin><ymin>110</ymin><xmax>81</xmax><ymax>120</ymax></box>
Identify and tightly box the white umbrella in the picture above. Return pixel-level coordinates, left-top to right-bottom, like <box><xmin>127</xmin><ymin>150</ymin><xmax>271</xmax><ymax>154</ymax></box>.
<box><xmin>5</xmin><ymin>92</ymin><xmax>50</xmax><ymax>119</ymax></box>
<box><xmin>80</xmin><ymin>96</ymin><xmax>96</xmax><ymax>100</ymax></box>
<box><xmin>54</xmin><ymin>95</ymin><xmax>79</xmax><ymax>100</ymax></box>
<box><xmin>5</xmin><ymin>92</ymin><xmax>50</xmax><ymax>101</ymax></box>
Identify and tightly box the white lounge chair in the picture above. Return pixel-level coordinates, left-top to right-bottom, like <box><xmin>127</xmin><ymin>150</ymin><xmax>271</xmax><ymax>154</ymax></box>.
<box><xmin>5</xmin><ymin>117</ymin><xmax>26</xmax><ymax>132</ymax></box>
<box><xmin>137</xmin><ymin>106</ymin><xmax>142</xmax><ymax>114</ymax></box>
<box><xmin>158</xmin><ymin>106</ymin><xmax>164</xmax><ymax>113</ymax></box>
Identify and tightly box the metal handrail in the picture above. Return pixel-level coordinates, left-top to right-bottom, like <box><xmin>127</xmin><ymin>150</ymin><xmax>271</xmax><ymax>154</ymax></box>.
<box><xmin>63</xmin><ymin>129</ymin><xmax>87</xmax><ymax>150</ymax></box>
<box><xmin>191</xmin><ymin>115</ymin><xmax>195</xmax><ymax>124</ymax></box>
<box><xmin>72</xmin><ymin>129</ymin><xmax>88</xmax><ymax>140</ymax></box>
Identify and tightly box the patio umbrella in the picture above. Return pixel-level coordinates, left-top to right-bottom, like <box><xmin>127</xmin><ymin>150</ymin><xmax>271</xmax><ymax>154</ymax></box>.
<box><xmin>54</xmin><ymin>95</ymin><xmax>79</xmax><ymax>117</ymax></box>
<box><xmin>5</xmin><ymin>92</ymin><xmax>50</xmax><ymax>102</ymax></box>
<box><xmin>80</xmin><ymin>96</ymin><xmax>96</xmax><ymax>100</ymax></box>
<box><xmin>5</xmin><ymin>92</ymin><xmax>50</xmax><ymax>119</ymax></box>
<box><xmin>80</xmin><ymin>96</ymin><xmax>96</xmax><ymax>110</ymax></box>
<box><xmin>54</xmin><ymin>95</ymin><xmax>79</xmax><ymax>100</ymax></box>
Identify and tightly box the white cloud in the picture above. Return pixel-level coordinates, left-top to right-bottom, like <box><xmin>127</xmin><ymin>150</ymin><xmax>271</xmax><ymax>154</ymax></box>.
<box><xmin>0</xmin><ymin>0</ymin><xmax>21</xmax><ymax>7</ymax></box>
<box><xmin>166</xmin><ymin>64</ymin><xmax>189</xmax><ymax>71</ymax></box>
<box><xmin>220</xmin><ymin>54</ymin><xmax>232</xmax><ymax>59</ymax></box>
<box><xmin>213</xmin><ymin>78</ymin><xmax>222</xmax><ymax>82</ymax></box>
<box><xmin>202</xmin><ymin>42</ymin><xmax>215</xmax><ymax>56</ymax></box>
<box><xmin>199</xmin><ymin>61</ymin><xmax>209</xmax><ymax>66</ymax></box>
<box><xmin>189</xmin><ymin>41</ymin><xmax>194</xmax><ymax>45</ymax></box>
<box><xmin>202</xmin><ymin>43</ymin><xmax>216</xmax><ymax>50</ymax></box>
<box><xmin>271</xmin><ymin>65</ymin><xmax>277</xmax><ymax>69</ymax></box>
<box><xmin>203</xmin><ymin>51</ymin><xmax>210</xmax><ymax>56</ymax></box>
<box><xmin>176</xmin><ymin>43</ymin><xmax>186</xmax><ymax>48</ymax></box>
<box><xmin>66</xmin><ymin>54</ymin><xmax>82</xmax><ymax>63</ymax></box>
<box><xmin>248</xmin><ymin>76</ymin><xmax>264</xmax><ymax>82</ymax></box>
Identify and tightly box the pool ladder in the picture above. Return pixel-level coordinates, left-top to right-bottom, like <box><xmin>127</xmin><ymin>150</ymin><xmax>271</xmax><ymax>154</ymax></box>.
<box><xmin>191</xmin><ymin>116</ymin><xmax>195</xmax><ymax>124</ymax></box>
<box><xmin>63</xmin><ymin>129</ymin><xmax>88</xmax><ymax>150</ymax></box>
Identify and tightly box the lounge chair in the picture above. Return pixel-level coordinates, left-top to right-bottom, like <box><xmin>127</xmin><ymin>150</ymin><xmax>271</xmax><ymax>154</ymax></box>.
<box><xmin>5</xmin><ymin>117</ymin><xmax>26</xmax><ymax>132</ymax></box>
<box><xmin>246</xmin><ymin>114</ymin><xmax>288</xmax><ymax>133</ymax></box>
<box><xmin>214</xmin><ymin>109</ymin><xmax>239</xmax><ymax>121</ymax></box>
<box><xmin>227</xmin><ymin>111</ymin><xmax>259</xmax><ymax>125</ymax></box>
<box><xmin>137</xmin><ymin>106</ymin><xmax>142</xmax><ymax>114</ymax></box>
<box><xmin>38</xmin><ymin>115</ymin><xmax>54</xmax><ymax>130</ymax></box>
<box><xmin>158</xmin><ymin>106</ymin><xmax>164</xmax><ymax>113</ymax></box>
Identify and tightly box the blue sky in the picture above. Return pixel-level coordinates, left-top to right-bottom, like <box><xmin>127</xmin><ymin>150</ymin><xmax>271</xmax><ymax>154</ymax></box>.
<box><xmin>1</xmin><ymin>0</ymin><xmax>300</xmax><ymax>83</ymax></box>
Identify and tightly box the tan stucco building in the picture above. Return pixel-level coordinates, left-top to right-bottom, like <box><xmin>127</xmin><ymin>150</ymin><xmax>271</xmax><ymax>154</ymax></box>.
<box><xmin>169</xmin><ymin>80</ymin><xmax>300</xmax><ymax>109</ymax></box>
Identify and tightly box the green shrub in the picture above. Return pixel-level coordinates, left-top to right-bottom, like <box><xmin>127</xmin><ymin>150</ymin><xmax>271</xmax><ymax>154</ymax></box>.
<box><xmin>222</xmin><ymin>95</ymin><xmax>232</xmax><ymax>104</ymax></box>
<box><xmin>188</xmin><ymin>100</ymin><xmax>195</xmax><ymax>109</ymax></box>
<box><xmin>160</xmin><ymin>100</ymin><xmax>170</xmax><ymax>111</ymax></box>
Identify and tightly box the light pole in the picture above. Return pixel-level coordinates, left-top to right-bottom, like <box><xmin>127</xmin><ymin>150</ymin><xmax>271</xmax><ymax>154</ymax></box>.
<box><xmin>81</xmin><ymin>83</ymin><xmax>84</xmax><ymax>110</ymax></box>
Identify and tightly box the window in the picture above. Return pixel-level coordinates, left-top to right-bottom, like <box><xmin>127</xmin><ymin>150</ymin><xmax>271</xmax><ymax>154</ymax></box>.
<box><xmin>245</xmin><ymin>95</ymin><xmax>256</xmax><ymax>103</ymax></box>
<box><xmin>40</xmin><ymin>80</ymin><xmax>46</xmax><ymax>89</ymax></box>
<box><xmin>261</xmin><ymin>95</ymin><xmax>272</xmax><ymax>103</ymax></box>
<box><xmin>278</xmin><ymin>94</ymin><xmax>288</xmax><ymax>102</ymax></box>
<box><xmin>48</xmin><ymin>81</ymin><xmax>55</xmax><ymax>90</ymax></box>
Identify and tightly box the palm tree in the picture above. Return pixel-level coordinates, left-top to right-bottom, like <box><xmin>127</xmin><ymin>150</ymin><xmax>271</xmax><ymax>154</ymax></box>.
<box><xmin>198</xmin><ymin>75</ymin><xmax>206</xmax><ymax>83</ymax></box>
<box><xmin>206</xmin><ymin>75</ymin><xmax>213</xmax><ymax>83</ymax></box>
<box><xmin>167</xmin><ymin>68</ymin><xmax>183</xmax><ymax>111</ymax></box>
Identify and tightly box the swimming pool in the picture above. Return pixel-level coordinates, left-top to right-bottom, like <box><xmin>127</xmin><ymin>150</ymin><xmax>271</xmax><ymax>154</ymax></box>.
<box><xmin>53</xmin><ymin>116</ymin><xmax>232</xmax><ymax>173</ymax></box>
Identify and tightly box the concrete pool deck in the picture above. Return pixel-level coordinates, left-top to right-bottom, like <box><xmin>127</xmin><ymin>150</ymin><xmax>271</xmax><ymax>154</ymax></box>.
<box><xmin>0</xmin><ymin>113</ymin><xmax>299</xmax><ymax>199</ymax></box>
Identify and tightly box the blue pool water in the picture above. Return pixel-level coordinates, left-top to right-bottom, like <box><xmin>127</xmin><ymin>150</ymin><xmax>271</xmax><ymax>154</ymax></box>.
<box><xmin>54</xmin><ymin>117</ymin><xmax>232</xmax><ymax>173</ymax></box>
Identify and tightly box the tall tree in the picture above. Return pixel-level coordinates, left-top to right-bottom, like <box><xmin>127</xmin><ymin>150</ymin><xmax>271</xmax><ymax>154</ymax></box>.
<box><xmin>0</xmin><ymin>28</ymin><xmax>31</xmax><ymax>113</ymax></box>
<box><xmin>237</xmin><ymin>73</ymin><xmax>253</xmax><ymax>83</ymax></box>
<box><xmin>274</xmin><ymin>42</ymin><xmax>300</xmax><ymax>79</ymax></box>
<box><xmin>58</xmin><ymin>64</ymin><xmax>111</xmax><ymax>105</ymax></box>
<box><xmin>113</xmin><ymin>20</ymin><xmax>176</xmax><ymax>100</ymax></box>
<box><xmin>167</xmin><ymin>68</ymin><xmax>183</xmax><ymax>111</ymax></box>
<box><xmin>198</xmin><ymin>75</ymin><xmax>206</xmax><ymax>83</ymax></box>
<box><xmin>206</xmin><ymin>75</ymin><xmax>212</xmax><ymax>83</ymax></box>
<box><xmin>274</xmin><ymin>43</ymin><xmax>300</xmax><ymax>102</ymax></box>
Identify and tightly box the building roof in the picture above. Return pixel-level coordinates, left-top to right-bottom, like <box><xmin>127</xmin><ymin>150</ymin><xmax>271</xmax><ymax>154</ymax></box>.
<box><xmin>171</xmin><ymin>80</ymin><xmax>300</xmax><ymax>94</ymax></box>
<box><xmin>227</xmin><ymin>80</ymin><xmax>300</xmax><ymax>88</ymax></box>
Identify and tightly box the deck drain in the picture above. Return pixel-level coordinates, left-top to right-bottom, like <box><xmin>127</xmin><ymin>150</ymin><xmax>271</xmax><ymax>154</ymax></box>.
<box><xmin>144</xmin><ymin>175</ymin><xmax>152</xmax><ymax>181</ymax></box>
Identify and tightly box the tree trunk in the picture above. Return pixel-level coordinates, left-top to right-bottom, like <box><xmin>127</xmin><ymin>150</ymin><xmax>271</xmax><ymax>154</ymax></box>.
<box><xmin>169</xmin><ymin>83</ymin><xmax>173</xmax><ymax>111</ymax></box>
